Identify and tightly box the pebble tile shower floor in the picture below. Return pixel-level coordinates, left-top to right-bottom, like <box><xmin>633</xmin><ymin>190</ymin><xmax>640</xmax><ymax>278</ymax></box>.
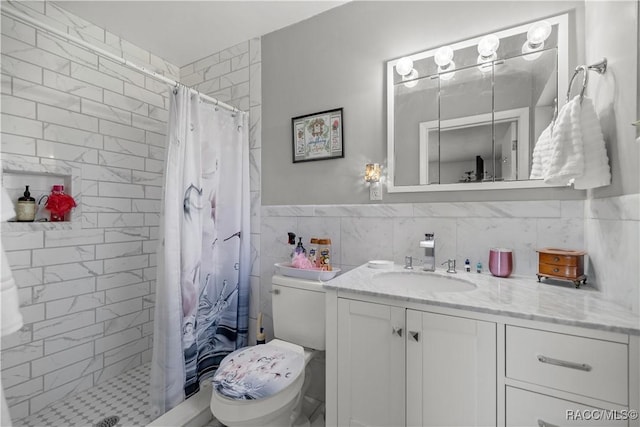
<box><xmin>15</xmin><ymin>363</ymin><xmax>155</xmax><ymax>427</ymax></box>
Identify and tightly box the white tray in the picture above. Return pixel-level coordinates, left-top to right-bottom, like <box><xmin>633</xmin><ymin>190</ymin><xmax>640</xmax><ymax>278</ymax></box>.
<box><xmin>274</xmin><ymin>262</ymin><xmax>340</xmax><ymax>281</ymax></box>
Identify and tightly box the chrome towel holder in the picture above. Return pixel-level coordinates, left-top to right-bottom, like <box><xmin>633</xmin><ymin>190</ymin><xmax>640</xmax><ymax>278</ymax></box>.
<box><xmin>566</xmin><ymin>57</ymin><xmax>608</xmax><ymax>103</ymax></box>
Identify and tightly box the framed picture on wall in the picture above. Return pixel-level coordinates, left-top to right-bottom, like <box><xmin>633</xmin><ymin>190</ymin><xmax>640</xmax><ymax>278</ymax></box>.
<box><xmin>292</xmin><ymin>108</ymin><xmax>344</xmax><ymax>163</ymax></box>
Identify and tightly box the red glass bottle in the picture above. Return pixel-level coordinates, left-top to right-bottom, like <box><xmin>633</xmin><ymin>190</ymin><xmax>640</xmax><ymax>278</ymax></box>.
<box><xmin>45</xmin><ymin>185</ymin><xmax>76</xmax><ymax>222</ymax></box>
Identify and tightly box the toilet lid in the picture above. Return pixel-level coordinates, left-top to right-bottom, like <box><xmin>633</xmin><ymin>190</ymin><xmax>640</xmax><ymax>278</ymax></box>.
<box><xmin>212</xmin><ymin>345</ymin><xmax>304</xmax><ymax>400</ymax></box>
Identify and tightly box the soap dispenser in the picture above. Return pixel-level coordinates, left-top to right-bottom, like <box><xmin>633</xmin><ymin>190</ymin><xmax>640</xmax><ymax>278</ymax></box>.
<box><xmin>295</xmin><ymin>237</ymin><xmax>306</xmax><ymax>255</ymax></box>
<box><xmin>287</xmin><ymin>232</ymin><xmax>296</xmax><ymax>261</ymax></box>
<box><xmin>16</xmin><ymin>185</ymin><xmax>36</xmax><ymax>222</ymax></box>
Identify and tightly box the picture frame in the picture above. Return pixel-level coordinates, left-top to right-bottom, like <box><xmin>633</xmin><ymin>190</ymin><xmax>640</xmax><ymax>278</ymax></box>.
<box><xmin>292</xmin><ymin>108</ymin><xmax>344</xmax><ymax>163</ymax></box>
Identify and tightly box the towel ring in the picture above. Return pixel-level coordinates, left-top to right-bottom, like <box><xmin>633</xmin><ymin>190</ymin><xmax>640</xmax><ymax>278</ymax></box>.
<box><xmin>566</xmin><ymin>58</ymin><xmax>607</xmax><ymax>104</ymax></box>
<box><xmin>566</xmin><ymin>65</ymin><xmax>589</xmax><ymax>103</ymax></box>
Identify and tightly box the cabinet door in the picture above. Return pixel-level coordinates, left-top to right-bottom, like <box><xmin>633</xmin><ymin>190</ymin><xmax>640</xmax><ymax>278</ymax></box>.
<box><xmin>337</xmin><ymin>299</ymin><xmax>405</xmax><ymax>427</ymax></box>
<box><xmin>406</xmin><ymin>310</ymin><xmax>496</xmax><ymax>427</ymax></box>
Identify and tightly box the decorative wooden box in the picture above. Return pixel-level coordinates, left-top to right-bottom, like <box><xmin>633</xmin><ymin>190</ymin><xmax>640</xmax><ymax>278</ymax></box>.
<box><xmin>536</xmin><ymin>248</ymin><xmax>587</xmax><ymax>288</ymax></box>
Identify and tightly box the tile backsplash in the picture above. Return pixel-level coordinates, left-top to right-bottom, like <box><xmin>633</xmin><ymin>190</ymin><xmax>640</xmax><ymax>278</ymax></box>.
<box><xmin>259</xmin><ymin>199</ymin><xmax>587</xmax><ymax>336</ymax></box>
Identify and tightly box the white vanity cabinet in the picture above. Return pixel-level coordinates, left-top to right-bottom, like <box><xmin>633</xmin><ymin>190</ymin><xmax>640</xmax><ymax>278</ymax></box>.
<box><xmin>334</xmin><ymin>298</ymin><xmax>497</xmax><ymax>427</ymax></box>
<box><xmin>324</xmin><ymin>266</ymin><xmax>639</xmax><ymax>427</ymax></box>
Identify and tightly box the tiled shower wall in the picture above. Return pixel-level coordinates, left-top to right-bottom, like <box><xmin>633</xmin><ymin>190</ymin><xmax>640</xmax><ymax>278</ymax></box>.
<box><xmin>0</xmin><ymin>1</ymin><xmax>177</xmax><ymax>419</ymax></box>
<box><xmin>1</xmin><ymin>1</ymin><xmax>262</xmax><ymax>420</ymax></box>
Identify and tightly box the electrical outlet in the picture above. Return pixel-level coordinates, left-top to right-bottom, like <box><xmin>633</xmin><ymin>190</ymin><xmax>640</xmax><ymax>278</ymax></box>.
<box><xmin>370</xmin><ymin>182</ymin><xmax>382</xmax><ymax>201</ymax></box>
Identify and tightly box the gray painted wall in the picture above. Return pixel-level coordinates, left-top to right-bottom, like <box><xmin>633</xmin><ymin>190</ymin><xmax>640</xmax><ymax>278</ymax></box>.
<box><xmin>262</xmin><ymin>1</ymin><xmax>587</xmax><ymax>205</ymax></box>
<box><xmin>585</xmin><ymin>1</ymin><xmax>639</xmax><ymax>197</ymax></box>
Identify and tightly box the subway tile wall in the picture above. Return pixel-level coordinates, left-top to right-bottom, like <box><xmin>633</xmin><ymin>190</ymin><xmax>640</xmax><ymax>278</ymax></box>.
<box><xmin>0</xmin><ymin>1</ymin><xmax>176</xmax><ymax>419</ymax></box>
<box><xmin>1</xmin><ymin>1</ymin><xmax>261</xmax><ymax>420</ymax></box>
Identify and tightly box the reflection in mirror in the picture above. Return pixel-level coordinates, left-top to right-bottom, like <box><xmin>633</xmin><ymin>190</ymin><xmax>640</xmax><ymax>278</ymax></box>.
<box><xmin>387</xmin><ymin>14</ymin><xmax>568</xmax><ymax>192</ymax></box>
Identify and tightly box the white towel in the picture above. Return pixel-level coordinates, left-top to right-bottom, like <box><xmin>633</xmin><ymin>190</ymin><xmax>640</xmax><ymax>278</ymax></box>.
<box><xmin>1</xmin><ymin>188</ymin><xmax>22</xmax><ymax>336</ymax></box>
<box><xmin>572</xmin><ymin>97</ymin><xmax>611</xmax><ymax>189</ymax></box>
<box><xmin>1</xmin><ymin>188</ymin><xmax>22</xmax><ymax>427</ymax></box>
<box><xmin>544</xmin><ymin>96</ymin><xmax>585</xmax><ymax>185</ymax></box>
<box><xmin>532</xmin><ymin>95</ymin><xmax>611</xmax><ymax>189</ymax></box>
<box><xmin>529</xmin><ymin>121</ymin><xmax>553</xmax><ymax>179</ymax></box>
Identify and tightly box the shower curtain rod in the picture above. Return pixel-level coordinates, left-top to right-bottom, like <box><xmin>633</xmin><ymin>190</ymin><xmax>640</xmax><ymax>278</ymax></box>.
<box><xmin>1</xmin><ymin>6</ymin><xmax>242</xmax><ymax>114</ymax></box>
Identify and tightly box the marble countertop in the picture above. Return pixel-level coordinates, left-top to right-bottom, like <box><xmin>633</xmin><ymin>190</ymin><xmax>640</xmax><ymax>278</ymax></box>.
<box><xmin>323</xmin><ymin>263</ymin><xmax>640</xmax><ymax>335</ymax></box>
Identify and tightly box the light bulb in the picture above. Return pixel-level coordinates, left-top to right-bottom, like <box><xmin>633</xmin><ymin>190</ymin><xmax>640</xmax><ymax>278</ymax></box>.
<box><xmin>434</xmin><ymin>46</ymin><xmax>454</xmax><ymax>67</ymax></box>
<box><xmin>396</xmin><ymin>57</ymin><xmax>414</xmax><ymax>76</ymax></box>
<box><xmin>521</xmin><ymin>20</ymin><xmax>551</xmax><ymax>61</ymax></box>
<box><xmin>527</xmin><ymin>20</ymin><xmax>552</xmax><ymax>47</ymax></box>
<box><xmin>439</xmin><ymin>68</ymin><xmax>456</xmax><ymax>81</ymax></box>
<box><xmin>402</xmin><ymin>69</ymin><xmax>419</xmax><ymax>88</ymax></box>
<box><xmin>477</xmin><ymin>34</ymin><xmax>500</xmax><ymax>58</ymax></box>
<box><xmin>476</xmin><ymin>56</ymin><xmax>493</xmax><ymax>73</ymax></box>
<box><xmin>437</xmin><ymin>60</ymin><xmax>455</xmax><ymax>80</ymax></box>
<box><xmin>521</xmin><ymin>42</ymin><xmax>543</xmax><ymax>61</ymax></box>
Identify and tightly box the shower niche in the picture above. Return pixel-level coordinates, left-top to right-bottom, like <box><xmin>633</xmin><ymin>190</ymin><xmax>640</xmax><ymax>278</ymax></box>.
<box><xmin>2</xmin><ymin>161</ymin><xmax>80</xmax><ymax>229</ymax></box>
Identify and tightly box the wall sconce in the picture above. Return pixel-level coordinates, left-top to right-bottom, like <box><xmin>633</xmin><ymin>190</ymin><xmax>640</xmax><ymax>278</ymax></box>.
<box><xmin>434</xmin><ymin>46</ymin><xmax>456</xmax><ymax>81</ymax></box>
<box><xmin>365</xmin><ymin>163</ymin><xmax>381</xmax><ymax>182</ymax></box>
<box><xmin>522</xmin><ymin>20</ymin><xmax>551</xmax><ymax>61</ymax></box>
<box><xmin>477</xmin><ymin>34</ymin><xmax>499</xmax><ymax>72</ymax></box>
<box><xmin>364</xmin><ymin>163</ymin><xmax>382</xmax><ymax>200</ymax></box>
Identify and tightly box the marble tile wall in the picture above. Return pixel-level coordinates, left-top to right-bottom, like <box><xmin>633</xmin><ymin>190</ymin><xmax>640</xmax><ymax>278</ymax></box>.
<box><xmin>585</xmin><ymin>194</ymin><xmax>640</xmax><ymax>314</ymax></box>
<box><xmin>179</xmin><ymin>37</ymin><xmax>262</xmax><ymax>344</ymax></box>
<box><xmin>0</xmin><ymin>1</ymin><xmax>178</xmax><ymax>419</ymax></box>
<box><xmin>259</xmin><ymin>199</ymin><xmax>586</xmax><ymax>337</ymax></box>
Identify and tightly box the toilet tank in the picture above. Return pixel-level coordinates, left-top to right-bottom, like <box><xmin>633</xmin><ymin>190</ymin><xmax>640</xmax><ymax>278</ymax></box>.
<box><xmin>271</xmin><ymin>275</ymin><xmax>326</xmax><ymax>350</ymax></box>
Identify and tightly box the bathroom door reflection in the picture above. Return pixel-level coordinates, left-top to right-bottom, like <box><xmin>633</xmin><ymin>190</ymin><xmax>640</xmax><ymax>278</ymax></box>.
<box><xmin>438</xmin><ymin>63</ymin><xmax>493</xmax><ymax>184</ymax></box>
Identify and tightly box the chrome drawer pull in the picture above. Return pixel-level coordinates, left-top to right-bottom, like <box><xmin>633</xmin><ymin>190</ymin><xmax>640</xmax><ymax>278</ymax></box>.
<box><xmin>409</xmin><ymin>331</ymin><xmax>420</xmax><ymax>342</ymax></box>
<box><xmin>392</xmin><ymin>327</ymin><xmax>403</xmax><ymax>337</ymax></box>
<box><xmin>538</xmin><ymin>419</ymin><xmax>559</xmax><ymax>427</ymax></box>
<box><xmin>537</xmin><ymin>354</ymin><xmax>592</xmax><ymax>372</ymax></box>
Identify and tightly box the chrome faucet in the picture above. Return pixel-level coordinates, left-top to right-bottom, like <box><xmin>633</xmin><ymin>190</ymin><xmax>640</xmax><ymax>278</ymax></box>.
<box><xmin>419</xmin><ymin>233</ymin><xmax>435</xmax><ymax>271</ymax></box>
<box><xmin>442</xmin><ymin>259</ymin><xmax>457</xmax><ymax>274</ymax></box>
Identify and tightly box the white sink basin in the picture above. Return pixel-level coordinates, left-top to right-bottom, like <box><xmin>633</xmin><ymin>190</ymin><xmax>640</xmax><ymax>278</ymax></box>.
<box><xmin>372</xmin><ymin>271</ymin><xmax>476</xmax><ymax>292</ymax></box>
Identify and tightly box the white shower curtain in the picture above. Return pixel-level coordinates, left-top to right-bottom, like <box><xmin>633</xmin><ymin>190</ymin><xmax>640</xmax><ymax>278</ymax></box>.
<box><xmin>150</xmin><ymin>86</ymin><xmax>250</xmax><ymax>416</ymax></box>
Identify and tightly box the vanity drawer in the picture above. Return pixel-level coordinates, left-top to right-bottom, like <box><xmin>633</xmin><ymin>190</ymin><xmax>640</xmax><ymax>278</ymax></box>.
<box><xmin>506</xmin><ymin>326</ymin><xmax>627</xmax><ymax>405</ymax></box>
<box><xmin>506</xmin><ymin>387</ymin><xmax>627</xmax><ymax>427</ymax></box>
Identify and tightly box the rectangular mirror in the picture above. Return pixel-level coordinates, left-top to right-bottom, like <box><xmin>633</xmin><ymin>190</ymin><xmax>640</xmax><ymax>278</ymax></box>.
<box><xmin>387</xmin><ymin>14</ymin><xmax>568</xmax><ymax>192</ymax></box>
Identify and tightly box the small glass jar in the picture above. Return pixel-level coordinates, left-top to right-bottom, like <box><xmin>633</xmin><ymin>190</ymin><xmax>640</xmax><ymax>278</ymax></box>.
<box><xmin>308</xmin><ymin>238</ymin><xmax>319</xmax><ymax>266</ymax></box>
<box><xmin>317</xmin><ymin>238</ymin><xmax>332</xmax><ymax>271</ymax></box>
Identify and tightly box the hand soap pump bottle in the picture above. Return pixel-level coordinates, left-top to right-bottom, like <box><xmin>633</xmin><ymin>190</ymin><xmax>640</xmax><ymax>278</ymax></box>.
<box><xmin>287</xmin><ymin>232</ymin><xmax>296</xmax><ymax>261</ymax></box>
<box><xmin>465</xmin><ymin>259</ymin><xmax>471</xmax><ymax>272</ymax></box>
<box><xmin>295</xmin><ymin>237</ymin><xmax>306</xmax><ymax>255</ymax></box>
<box><xmin>16</xmin><ymin>185</ymin><xmax>36</xmax><ymax>222</ymax></box>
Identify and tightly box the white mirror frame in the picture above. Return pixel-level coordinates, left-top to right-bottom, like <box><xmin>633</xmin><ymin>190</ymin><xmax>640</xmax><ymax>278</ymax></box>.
<box><xmin>386</xmin><ymin>13</ymin><xmax>568</xmax><ymax>193</ymax></box>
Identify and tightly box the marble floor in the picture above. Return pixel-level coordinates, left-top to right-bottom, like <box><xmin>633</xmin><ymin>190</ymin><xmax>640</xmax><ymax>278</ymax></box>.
<box><xmin>14</xmin><ymin>363</ymin><xmax>155</xmax><ymax>427</ymax></box>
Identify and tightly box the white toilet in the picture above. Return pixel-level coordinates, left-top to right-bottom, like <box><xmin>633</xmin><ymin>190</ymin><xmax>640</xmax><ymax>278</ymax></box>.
<box><xmin>210</xmin><ymin>274</ymin><xmax>326</xmax><ymax>427</ymax></box>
